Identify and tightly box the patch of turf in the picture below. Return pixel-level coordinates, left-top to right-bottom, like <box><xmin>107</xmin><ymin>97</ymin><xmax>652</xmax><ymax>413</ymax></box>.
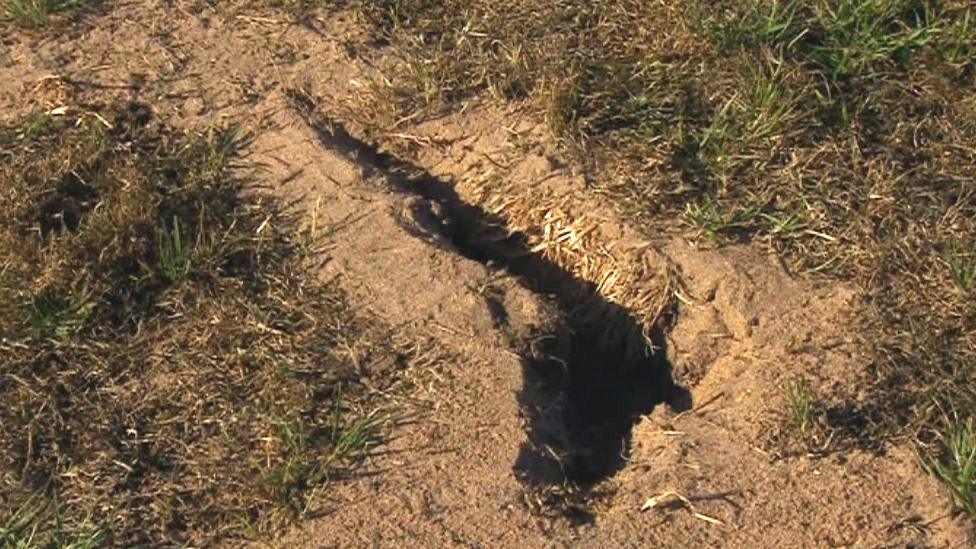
<box><xmin>2</xmin><ymin>0</ymin><xmax>81</xmax><ymax>27</ymax></box>
<box><xmin>0</xmin><ymin>105</ymin><xmax>393</xmax><ymax>545</ymax></box>
<box><xmin>924</xmin><ymin>416</ymin><xmax>976</xmax><ymax>517</ymax></box>
<box><xmin>785</xmin><ymin>378</ymin><xmax>819</xmax><ymax>435</ymax></box>
<box><xmin>321</xmin><ymin>0</ymin><xmax>976</xmax><ymax>516</ymax></box>
<box><xmin>704</xmin><ymin>0</ymin><xmax>941</xmax><ymax>78</ymax></box>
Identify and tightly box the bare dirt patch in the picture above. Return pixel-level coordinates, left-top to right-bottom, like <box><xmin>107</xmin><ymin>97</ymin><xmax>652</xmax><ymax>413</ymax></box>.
<box><xmin>287</xmin><ymin>90</ymin><xmax>691</xmax><ymax>488</ymax></box>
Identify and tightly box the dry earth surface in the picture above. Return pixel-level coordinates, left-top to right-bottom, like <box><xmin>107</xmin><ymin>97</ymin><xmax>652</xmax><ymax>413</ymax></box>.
<box><xmin>1</xmin><ymin>1</ymin><xmax>973</xmax><ymax>547</ymax></box>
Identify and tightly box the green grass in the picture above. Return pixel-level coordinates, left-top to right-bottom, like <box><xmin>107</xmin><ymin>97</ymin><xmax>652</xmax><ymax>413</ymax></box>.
<box><xmin>939</xmin><ymin>7</ymin><xmax>975</xmax><ymax>64</ymax></box>
<box><xmin>1</xmin><ymin>495</ymin><xmax>47</xmax><ymax>547</ymax></box>
<box><xmin>1</xmin><ymin>495</ymin><xmax>104</xmax><ymax>548</ymax></box>
<box><xmin>266</xmin><ymin>396</ymin><xmax>384</xmax><ymax>518</ymax></box>
<box><xmin>944</xmin><ymin>241</ymin><xmax>975</xmax><ymax>295</ymax></box>
<box><xmin>695</xmin><ymin>0</ymin><xmax>806</xmax><ymax>51</ymax></box>
<box><xmin>18</xmin><ymin>113</ymin><xmax>54</xmax><ymax>139</ymax></box>
<box><xmin>155</xmin><ymin>216</ymin><xmax>190</xmax><ymax>282</ymax></box>
<box><xmin>924</xmin><ymin>417</ymin><xmax>976</xmax><ymax>517</ymax></box>
<box><xmin>26</xmin><ymin>289</ymin><xmax>93</xmax><ymax>339</ymax></box>
<box><xmin>683</xmin><ymin>198</ymin><xmax>762</xmax><ymax>242</ymax></box>
<box><xmin>785</xmin><ymin>379</ymin><xmax>818</xmax><ymax>434</ymax></box>
<box><xmin>814</xmin><ymin>0</ymin><xmax>937</xmax><ymax>77</ymax></box>
<box><xmin>2</xmin><ymin>0</ymin><xmax>80</xmax><ymax>27</ymax></box>
<box><xmin>778</xmin><ymin>378</ymin><xmax>834</xmax><ymax>454</ymax></box>
<box><xmin>0</xmin><ymin>105</ymin><xmax>395</xmax><ymax>544</ymax></box>
<box><xmin>736</xmin><ymin>64</ymin><xmax>805</xmax><ymax>144</ymax></box>
<box><xmin>327</xmin><ymin>406</ymin><xmax>384</xmax><ymax>471</ymax></box>
<box><xmin>703</xmin><ymin>0</ymin><xmax>941</xmax><ymax>78</ymax></box>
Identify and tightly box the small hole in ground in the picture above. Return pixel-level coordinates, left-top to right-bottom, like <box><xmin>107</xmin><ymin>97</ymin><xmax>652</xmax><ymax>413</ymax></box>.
<box><xmin>37</xmin><ymin>171</ymin><xmax>100</xmax><ymax>236</ymax></box>
<box><xmin>513</xmin><ymin>297</ymin><xmax>691</xmax><ymax>487</ymax></box>
<box><xmin>555</xmin><ymin>328</ymin><xmax>689</xmax><ymax>485</ymax></box>
<box><xmin>288</xmin><ymin>90</ymin><xmax>690</xmax><ymax>491</ymax></box>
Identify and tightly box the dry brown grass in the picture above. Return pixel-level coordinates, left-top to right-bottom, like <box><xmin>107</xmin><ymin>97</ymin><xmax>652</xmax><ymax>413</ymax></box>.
<box><xmin>0</xmin><ymin>104</ymin><xmax>396</xmax><ymax>545</ymax></box>
<box><xmin>465</xmin><ymin>173</ymin><xmax>677</xmax><ymax>355</ymax></box>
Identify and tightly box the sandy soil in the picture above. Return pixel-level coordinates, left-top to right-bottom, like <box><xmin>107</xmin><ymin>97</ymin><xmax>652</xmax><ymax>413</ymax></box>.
<box><xmin>2</xmin><ymin>2</ymin><xmax>972</xmax><ymax>547</ymax></box>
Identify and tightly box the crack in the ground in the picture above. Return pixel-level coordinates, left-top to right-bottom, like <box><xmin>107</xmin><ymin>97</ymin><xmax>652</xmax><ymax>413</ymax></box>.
<box><xmin>286</xmin><ymin>90</ymin><xmax>691</xmax><ymax>491</ymax></box>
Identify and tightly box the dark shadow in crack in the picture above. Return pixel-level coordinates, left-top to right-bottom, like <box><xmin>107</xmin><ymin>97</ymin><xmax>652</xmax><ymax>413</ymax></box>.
<box><xmin>286</xmin><ymin>89</ymin><xmax>691</xmax><ymax>488</ymax></box>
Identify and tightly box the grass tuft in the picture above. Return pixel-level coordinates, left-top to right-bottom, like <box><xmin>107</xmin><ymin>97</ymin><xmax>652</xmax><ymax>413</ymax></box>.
<box><xmin>924</xmin><ymin>417</ymin><xmax>976</xmax><ymax>517</ymax></box>
<box><xmin>786</xmin><ymin>378</ymin><xmax>818</xmax><ymax>435</ymax></box>
<box><xmin>2</xmin><ymin>0</ymin><xmax>80</xmax><ymax>27</ymax></box>
<box><xmin>696</xmin><ymin>0</ymin><xmax>806</xmax><ymax>51</ymax></box>
<box><xmin>155</xmin><ymin>216</ymin><xmax>190</xmax><ymax>282</ymax></box>
<box><xmin>944</xmin><ymin>241</ymin><xmax>975</xmax><ymax>295</ymax></box>
<box><xmin>1</xmin><ymin>494</ymin><xmax>105</xmax><ymax>548</ymax></box>
<box><xmin>810</xmin><ymin>0</ymin><xmax>938</xmax><ymax>78</ymax></box>
<box><xmin>937</xmin><ymin>6</ymin><xmax>975</xmax><ymax>64</ymax></box>
<box><xmin>265</xmin><ymin>395</ymin><xmax>384</xmax><ymax>518</ymax></box>
<box><xmin>26</xmin><ymin>289</ymin><xmax>93</xmax><ymax>339</ymax></box>
<box><xmin>704</xmin><ymin>0</ymin><xmax>942</xmax><ymax>79</ymax></box>
<box><xmin>1</xmin><ymin>494</ymin><xmax>45</xmax><ymax>547</ymax></box>
<box><xmin>684</xmin><ymin>198</ymin><xmax>762</xmax><ymax>242</ymax></box>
